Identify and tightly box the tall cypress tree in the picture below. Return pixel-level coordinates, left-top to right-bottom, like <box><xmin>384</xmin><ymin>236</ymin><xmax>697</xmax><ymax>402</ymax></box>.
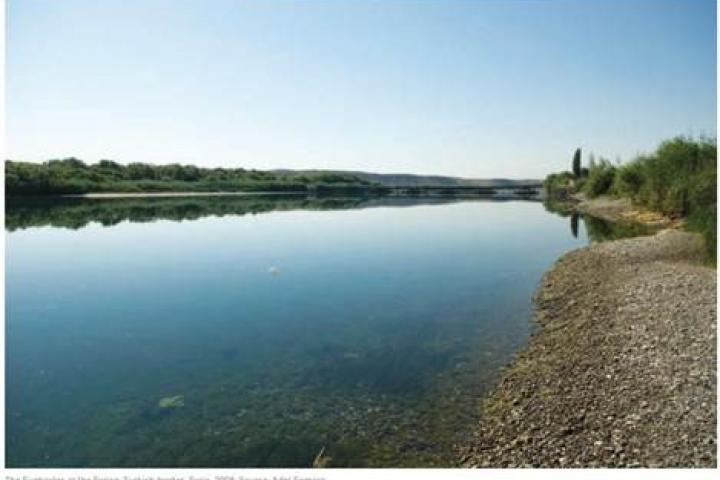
<box><xmin>572</xmin><ymin>148</ymin><xmax>582</xmax><ymax>177</ymax></box>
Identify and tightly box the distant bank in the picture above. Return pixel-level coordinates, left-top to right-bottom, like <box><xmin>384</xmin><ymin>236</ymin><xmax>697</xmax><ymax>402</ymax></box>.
<box><xmin>5</xmin><ymin>158</ymin><xmax>542</xmax><ymax>198</ymax></box>
<box><xmin>271</xmin><ymin>168</ymin><xmax>541</xmax><ymax>189</ymax></box>
<box><xmin>66</xmin><ymin>186</ymin><xmax>543</xmax><ymax>200</ymax></box>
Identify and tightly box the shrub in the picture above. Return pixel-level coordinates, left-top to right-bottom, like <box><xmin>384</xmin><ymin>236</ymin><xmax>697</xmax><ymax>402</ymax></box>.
<box><xmin>627</xmin><ymin>137</ymin><xmax>716</xmax><ymax>216</ymax></box>
<box><xmin>613</xmin><ymin>159</ymin><xmax>646</xmax><ymax>198</ymax></box>
<box><xmin>582</xmin><ymin>159</ymin><xmax>616</xmax><ymax>197</ymax></box>
<box><xmin>687</xmin><ymin>205</ymin><xmax>717</xmax><ymax>264</ymax></box>
<box><xmin>544</xmin><ymin>171</ymin><xmax>576</xmax><ymax>199</ymax></box>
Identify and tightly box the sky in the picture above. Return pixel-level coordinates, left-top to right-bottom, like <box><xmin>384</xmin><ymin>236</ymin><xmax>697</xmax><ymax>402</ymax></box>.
<box><xmin>6</xmin><ymin>0</ymin><xmax>717</xmax><ymax>178</ymax></box>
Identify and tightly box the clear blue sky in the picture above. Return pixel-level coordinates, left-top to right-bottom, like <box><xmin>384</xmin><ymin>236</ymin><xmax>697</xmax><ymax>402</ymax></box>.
<box><xmin>7</xmin><ymin>0</ymin><xmax>717</xmax><ymax>178</ymax></box>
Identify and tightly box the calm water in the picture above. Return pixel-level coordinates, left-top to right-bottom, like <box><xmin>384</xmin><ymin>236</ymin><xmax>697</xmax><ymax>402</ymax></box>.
<box><xmin>6</xmin><ymin>196</ymin><xmax>598</xmax><ymax>467</ymax></box>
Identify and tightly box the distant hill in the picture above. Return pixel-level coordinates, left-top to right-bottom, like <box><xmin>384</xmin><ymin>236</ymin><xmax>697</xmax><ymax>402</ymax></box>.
<box><xmin>271</xmin><ymin>169</ymin><xmax>541</xmax><ymax>188</ymax></box>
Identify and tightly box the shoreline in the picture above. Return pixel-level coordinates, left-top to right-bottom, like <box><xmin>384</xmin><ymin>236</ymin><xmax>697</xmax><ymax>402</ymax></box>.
<box><xmin>461</xmin><ymin>199</ymin><xmax>716</xmax><ymax>467</ymax></box>
<box><xmin>62</xmin><ymin>191</ymin><xmax>309</xmax><ymax>199</ymax></box>
<box><xmin>573</xmin><ymin>194</ymin><xmax>683</xmax><ymax>229</ymax></box>
<box><xmin>15</xmin><ymin>190</ymin><xmax>545</xmax><ymax>201</ymax></box>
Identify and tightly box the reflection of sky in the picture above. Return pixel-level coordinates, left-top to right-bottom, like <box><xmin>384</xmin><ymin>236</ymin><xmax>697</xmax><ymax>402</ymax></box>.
<box><xmin>7</xmin><ymin>201</ymin><xmax>587</xmax><ymax>380</ymax></box>
<box><xmin>6</xmin><ymin>201</ymin><xmax>587</xmax><ymax>465</ymax></box>
<box><xmin>7</xmin><ymin>201</ymin><xmax>585</xmax><ymax>290</ymax></box>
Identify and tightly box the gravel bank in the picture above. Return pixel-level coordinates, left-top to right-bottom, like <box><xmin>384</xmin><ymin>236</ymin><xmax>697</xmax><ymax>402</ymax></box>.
<box><xmin>573</xmin><ymin>194</ymin><xmax>681</xmax><ymax>229</ymax></box>
<box><xmin>461</xmin><ymin>229</ymin><xmax>716</xmax><ymax>467</ymax></box>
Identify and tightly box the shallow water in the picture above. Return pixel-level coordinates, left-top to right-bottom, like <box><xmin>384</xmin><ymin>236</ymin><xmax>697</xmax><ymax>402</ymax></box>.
<box><xmin>7</xmin><ymin>196</ymin><xmax>591</xmax><ymax>467</ymax></box>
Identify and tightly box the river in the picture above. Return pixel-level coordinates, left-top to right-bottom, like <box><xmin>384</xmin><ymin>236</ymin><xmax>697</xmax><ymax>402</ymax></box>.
<box><xmin>6</xmin><ymin>195</ymin><xmax>597</xmax><ymax>467</ymax></box>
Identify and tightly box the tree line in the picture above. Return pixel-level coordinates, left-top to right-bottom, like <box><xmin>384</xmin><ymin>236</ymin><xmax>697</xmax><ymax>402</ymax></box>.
<box><xmin>5</xmin><ymin>158</ymin><xmax>375</xmax><ymax>196</ymax></box>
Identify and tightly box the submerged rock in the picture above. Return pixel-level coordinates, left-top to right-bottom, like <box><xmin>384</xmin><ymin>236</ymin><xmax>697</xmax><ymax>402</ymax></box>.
<box><xmin>158</xmin><ymin>395</ymin><xmax>185</xmax><ymax>409</ymax></box>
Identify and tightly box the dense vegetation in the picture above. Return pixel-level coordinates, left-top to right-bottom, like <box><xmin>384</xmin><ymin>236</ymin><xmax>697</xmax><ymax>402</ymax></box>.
<box><xmin>544</xmin><ymin>137</ymin><xmax>717</xmax><ymax>261</ymax></box>
<box><xmin>543</xmin><ymin>171</ymin><xmax>577</xmax><ymax>199</ymax></box>
<box><xmin>4</xmin><ymin>158</ymin><xmax>376</xmax><ymax>196</ymax></box>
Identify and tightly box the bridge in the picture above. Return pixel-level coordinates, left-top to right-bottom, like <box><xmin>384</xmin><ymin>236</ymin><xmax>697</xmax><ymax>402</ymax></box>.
<box><xmin>310</xmin><ymin>183</ymin><xmax>545</xmax><ymax>198</ymax></box>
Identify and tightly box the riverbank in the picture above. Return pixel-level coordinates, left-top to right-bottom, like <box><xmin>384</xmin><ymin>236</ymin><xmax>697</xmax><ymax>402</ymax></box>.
<box><xmin>29</xmin><ymin>188</ymin><xmax>543</xmax><ymax>200</ymax></box>
<box><xmin>573</xmin><ymin>194</ymin><xmax>682</xmax><ymax>229</ymax></box>
<box><xmin>460</xmin><ymin>213</ymin><xmax>716</xmax><ymax>467</ymax></box>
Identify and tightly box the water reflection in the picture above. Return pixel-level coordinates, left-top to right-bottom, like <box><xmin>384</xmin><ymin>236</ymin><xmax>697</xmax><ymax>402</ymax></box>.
<box><xmin>7</xmin><ymin>197</ymin><xmax>578</xmax><ymax>467</ymax></box>
<box><xmin>570</xmin><ymin>214</ymin><xmax>579</xmax><ymax>238</ymax></box>
<box><xmin>582</xmin><ymin>214</ymin><xmax>657</xmax><ymax>242</ymax></box>
<box><xmin>5</xmin><ymin>195</ymin><xmax>541</xmax><ymax>232</ymax></box>
<box><xmin>542</xmin><ymin>199</ymin><xmax>657</xmax><ymax>242</ymax></box>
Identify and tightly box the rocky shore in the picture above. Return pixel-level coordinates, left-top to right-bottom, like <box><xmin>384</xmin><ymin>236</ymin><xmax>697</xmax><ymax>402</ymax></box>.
<box><xmin>573</xmin><ymin>194</ymin><xmax>682</xmax><ymax>229</ymax></box>
<box><xmin>460</xmin><ymin>223</ymin><xmax>716</xmax><ymax>467</ymax></box>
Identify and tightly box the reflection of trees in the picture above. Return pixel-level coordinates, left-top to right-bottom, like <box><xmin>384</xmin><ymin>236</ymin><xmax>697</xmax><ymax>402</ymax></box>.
<box><xmin>542</xmin><ymin>199</ymin><xmax>657</xmax><ymax>243</ymax></box>
<box><xmin>4</xmin><ymin>196</ymin><xmax>364</xmax><ymax>231</ymax></box>
<box><xmin>570</xmin><ymin>214</ymin><xmax>579</xmax><ymax>238</ymax></box>
<box><xmin>582</xmin><ymin>215</ymin><xmax>655</xmax><ymax>243</ymax></box>
<box><xmin>542</xmin><ymin>199</ymin><xmax>574</xmax><ymax>217</ymax></box>
<box><xmin>5</xmin><ymin>195</ymin><xmax>483</xmax><ymax>232</ymax></box>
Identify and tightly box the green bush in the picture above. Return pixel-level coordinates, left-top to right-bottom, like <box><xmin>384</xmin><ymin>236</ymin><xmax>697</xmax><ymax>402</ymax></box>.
<box><xmin>685</xmin><ymin>202</ymin><xmax>717</xmax><ymax>265</ymax></box>
<box><xmin>610</xmin><ymin>136</ymin><xmax>715</xmax><ymax>261</ymax></box>
<box><xmin>544</xmin><ymin>171</ymin><xmax>576</xmax><ymax>199</ymax></box>
<box><xmin>623</xmin><ymin>137</ymin><xmax>716</xmax><ymax>216</ymax></box>
<box><xmin>582</xmin><ymin>159</ymin><xmax>616</xmax><ymax>198</ymax></box>
<box><xmin>613</xmin><ymin>159</ymin><xmax>645</xmax><ymax>197</ymax></box>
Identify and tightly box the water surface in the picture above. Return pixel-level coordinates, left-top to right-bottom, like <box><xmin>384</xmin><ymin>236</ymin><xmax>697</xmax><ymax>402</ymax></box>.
<box><xmin>7</xmin><ymin>196</ymin><xmax>591</xmax><ymax>467</ymax></box>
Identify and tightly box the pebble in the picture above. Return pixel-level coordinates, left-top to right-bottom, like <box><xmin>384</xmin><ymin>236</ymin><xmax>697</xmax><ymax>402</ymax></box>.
<box><xmin>460</xmin><ymin>228</ymin><xmax>716</xmax><ymax>468</ymax></box>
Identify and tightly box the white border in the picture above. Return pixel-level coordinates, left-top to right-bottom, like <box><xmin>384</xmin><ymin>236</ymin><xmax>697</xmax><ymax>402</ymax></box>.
<box><xmin>0</xmin><ymin>0</ymin><xmax>717</xmax><ymax>478</ymax></box>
